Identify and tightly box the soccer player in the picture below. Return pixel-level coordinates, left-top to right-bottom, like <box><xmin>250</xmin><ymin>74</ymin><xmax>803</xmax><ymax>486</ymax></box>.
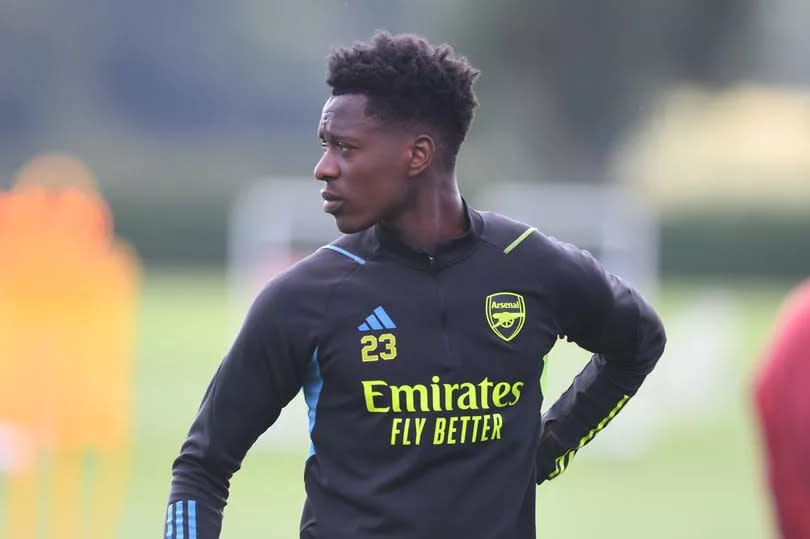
<box><xmin>164</xmin><ymin>32</ymin><xmax>666</xmax><ymax>538</ymax></box>
<box><xmin>754</xmin><ymin>278</ymin><xmax>810</xmax><ymax>539</ymax></box>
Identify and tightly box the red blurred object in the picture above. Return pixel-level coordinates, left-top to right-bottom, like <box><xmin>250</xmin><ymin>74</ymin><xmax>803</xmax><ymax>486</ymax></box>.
<box><xmin>754</xmin><ymin>278</ymin><xmax>810</xmax><ymax>539</ymax></box>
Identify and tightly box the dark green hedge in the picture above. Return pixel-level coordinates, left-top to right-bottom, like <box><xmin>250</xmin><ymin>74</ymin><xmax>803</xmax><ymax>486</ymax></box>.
<box><xmin>660</xmin><ymin>211</ymin><xmax>810</xmax><ymax>278</ymax></box>
<box><xmin>109</xmin><ymin>192</ymin><xmax>228</xmax><ymax>263</ymax></box>
<box><xmin>108</xmin><ymin>191</ymin><xmax>809</xmax><ymax>278</ymax></box>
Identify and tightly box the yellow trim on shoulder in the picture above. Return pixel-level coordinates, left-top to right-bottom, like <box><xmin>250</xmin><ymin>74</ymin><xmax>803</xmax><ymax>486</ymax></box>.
<box><xmin>503</xmin><ymin>227</ymin><xmax>538</xmax><ymax>254</ymax></box>
<box><xmin>548</xmin><ymin>394</ymin><xmax>631</xmax><ymax>479</ymax></box>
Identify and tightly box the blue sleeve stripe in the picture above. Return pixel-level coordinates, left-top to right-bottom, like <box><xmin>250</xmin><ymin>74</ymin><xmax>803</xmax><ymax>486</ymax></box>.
<box><xmin>302</xmin><ymin>348</ymin><xmax>323</xmax><ymax>459</ymax></box>
<box><xmin>176</xmin><ymin>501</ymin><xmax>184</xmax><ymax>539</ymax></box>
<box><xmin>166</xmin><ymin>503</ymin><xmax>174</xmax><ymax>538</ymax></box>
<box><xmin>188</xmin><ymin>500</ymin><xmax>197</xmax><ymax>539</ymax></box>
<box><xmin>320</xmin><ymin>244</ymin><xmax>366</xmax><ymax>264</ymax></box>
<box><xmin>166</xmin><ymin>500</ymin><xmax>196</xmax><ymax>539</ymax></box>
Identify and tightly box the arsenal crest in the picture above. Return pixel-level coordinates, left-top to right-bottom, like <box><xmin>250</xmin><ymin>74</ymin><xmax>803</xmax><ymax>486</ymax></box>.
<box><xmin>485</xmin><ymin>292</ymin><xmax>526</xmax><ymax>342</ymax></box>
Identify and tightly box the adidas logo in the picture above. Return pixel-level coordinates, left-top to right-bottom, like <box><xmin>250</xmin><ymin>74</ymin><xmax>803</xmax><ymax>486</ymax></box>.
<box><xmin>357</xmin><ymin>306</ymin><xmax>397</xmax><ymax>331</ymax></box>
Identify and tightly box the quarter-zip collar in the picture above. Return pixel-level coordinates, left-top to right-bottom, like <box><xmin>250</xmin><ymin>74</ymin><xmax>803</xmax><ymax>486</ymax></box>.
<box><xmin>372</xmin><ymin>199</ymin><xmax>483</xmax><ymax>270</ymax></box>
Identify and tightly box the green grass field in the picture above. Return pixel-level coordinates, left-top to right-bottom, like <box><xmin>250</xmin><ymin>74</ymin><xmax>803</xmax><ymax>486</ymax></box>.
<box><xmin>79</xmin><ymin>270</ymin><xmax>793</xmax><ymax>537</ymax></box>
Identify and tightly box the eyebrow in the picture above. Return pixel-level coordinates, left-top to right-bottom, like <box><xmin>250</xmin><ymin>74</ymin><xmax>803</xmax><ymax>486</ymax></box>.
<box><xmin>318</xmin><ymin>127</ymin><xmax>361</xmax><ymax>144</ymax></box>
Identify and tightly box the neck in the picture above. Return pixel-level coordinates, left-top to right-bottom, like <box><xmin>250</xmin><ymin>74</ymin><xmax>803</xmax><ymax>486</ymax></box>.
<box><xmin>381</xmin><ymin>174</ymin><xmax>466</xmax><ymax>251</ymax></box>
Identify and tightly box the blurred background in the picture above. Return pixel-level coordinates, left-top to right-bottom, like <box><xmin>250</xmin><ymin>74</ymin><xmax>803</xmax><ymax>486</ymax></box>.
<box><xmin>1</xmin><ymin>0</ymin><xmax>809</xmax><ymax>537</ymax></box>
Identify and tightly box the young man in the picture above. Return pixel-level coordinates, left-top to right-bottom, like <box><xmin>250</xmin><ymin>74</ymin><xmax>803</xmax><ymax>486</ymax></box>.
<box><xmin>165</xmin><ymin>32</ymin><xmax>666</xmax><ymax>538</ymax></box>
<box><xmin>754</xmin><ymin>279</ymin><xmax>810</xmax><ymax>539</ymax></box>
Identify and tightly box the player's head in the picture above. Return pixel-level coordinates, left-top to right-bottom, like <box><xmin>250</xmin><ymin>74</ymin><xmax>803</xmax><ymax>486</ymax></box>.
<box><xmin>315</xmin><ymin>31</ymin><xmax>479</xmax><ymax>233</ymax></box>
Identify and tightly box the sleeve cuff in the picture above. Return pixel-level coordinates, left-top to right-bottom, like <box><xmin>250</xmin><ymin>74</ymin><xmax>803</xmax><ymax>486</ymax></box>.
<box><xmin>536</xmin><ymin>426</ymin><xmax>566</xmax><ymax>484</ymax></box>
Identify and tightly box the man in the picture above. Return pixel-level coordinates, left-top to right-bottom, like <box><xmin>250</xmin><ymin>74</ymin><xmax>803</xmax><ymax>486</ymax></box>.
<box><xmin>754</xmin><ymin>279</ymin><xmax>810</xmax><ymax>539</ymax></box>
<box><xmin>164</xmin><ymin>32</ymin><xmax>666</xmax><ymax>538</ymax></box>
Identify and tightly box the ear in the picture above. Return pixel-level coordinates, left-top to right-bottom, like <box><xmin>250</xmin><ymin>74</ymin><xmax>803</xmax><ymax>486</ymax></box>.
<box><xmin>407</xmin><ymin>134</ymin><xmax>435</xmax><ymax>177</ymax></box>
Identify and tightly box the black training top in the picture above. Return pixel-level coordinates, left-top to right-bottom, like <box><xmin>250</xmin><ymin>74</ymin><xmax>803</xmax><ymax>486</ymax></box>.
<box><xmin>165</xmin><ymin>206</ymin><xmax>666</xmax><ymax>539</ymax></box>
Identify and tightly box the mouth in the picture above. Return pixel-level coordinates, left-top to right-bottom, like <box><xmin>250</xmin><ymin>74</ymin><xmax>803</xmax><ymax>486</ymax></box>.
<box><xmin>321</xmin><ymin>190</ymin><xmax>344</xmax><ymax>214</ymax></box>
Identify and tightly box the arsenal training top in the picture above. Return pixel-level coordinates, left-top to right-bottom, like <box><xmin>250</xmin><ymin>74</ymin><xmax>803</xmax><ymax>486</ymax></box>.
<box><xmin>165</xmin><ymin>205</ymin><xmax>666</xmax><ymax>538</ymax></box>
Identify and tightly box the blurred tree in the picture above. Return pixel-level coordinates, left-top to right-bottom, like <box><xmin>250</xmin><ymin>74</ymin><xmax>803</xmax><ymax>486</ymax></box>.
<box><xmin>0</xmin><ymin>3</ymin><xmax>53</xmax><ymax>140</ymax></box>
<box><xmin>441</xmin><ymin>0</ymin><xmax>755</xmax><ymax>183</ymax></box>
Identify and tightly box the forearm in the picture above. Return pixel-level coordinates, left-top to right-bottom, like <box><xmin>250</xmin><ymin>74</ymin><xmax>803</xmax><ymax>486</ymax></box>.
<box><xmin>163</xmin><ymin>498</ymin><xmax>221</xmax><ymax>539</ymax></box>
<box><xmin>162</xmin><ymin>419</ymin><xmax>241</xmax><ymax>538</ymax></box>
<box><xmin>165</xmin><ymin>445</ymin><xmax>236</xmax><ymax>536</ymax></box>
<box><xmin>537</xmin><ymin>286</ymin><xmax>665</xmax><ymax>483</ymax></box>
<box><xmin>536</xmin><ymin>352</ymin><xmax>650</xmax><ymax>482</ymax></box>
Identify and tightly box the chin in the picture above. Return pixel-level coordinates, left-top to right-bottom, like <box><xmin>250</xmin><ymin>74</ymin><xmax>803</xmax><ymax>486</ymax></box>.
<box><xmin>333</xmin><ymin>214</ymin><xmax>375</xmax><ymax>234</ymax></box>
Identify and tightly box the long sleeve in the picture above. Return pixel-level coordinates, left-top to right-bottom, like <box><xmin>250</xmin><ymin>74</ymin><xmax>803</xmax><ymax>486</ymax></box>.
<box><xmin>163</xmin><ymin>278</ymin><xmax>317</xmax><ymax>538</ymax></box>
<box><xmin>536</xmin><ymin>242</ymin><xmax>666</xmax><ymax>484</ymax></box>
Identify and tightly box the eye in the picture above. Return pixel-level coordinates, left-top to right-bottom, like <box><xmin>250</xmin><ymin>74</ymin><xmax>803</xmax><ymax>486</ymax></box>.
<box><xmin>319</xmin><ymin>139</ymin><xmax>353</xmax><ymax>156</ymax></box>
<box><xmin>336</xmin><ymin>142</ymin><xmax>351</xmax><ymax>155</ymax></box>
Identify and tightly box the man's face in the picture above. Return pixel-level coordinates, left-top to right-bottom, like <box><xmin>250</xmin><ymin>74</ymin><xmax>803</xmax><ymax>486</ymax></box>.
<box><xmin>315</xmin><ymin>94</ymin><xmax>412</xmax><ymax>233</ymax></box>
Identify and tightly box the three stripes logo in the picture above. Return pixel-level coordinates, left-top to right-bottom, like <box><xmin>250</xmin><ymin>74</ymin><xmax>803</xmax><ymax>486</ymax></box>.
<box><xmin>358</xmin><ymin>306</ymin><xmax>397</xmax><ymax>331</ymax></box>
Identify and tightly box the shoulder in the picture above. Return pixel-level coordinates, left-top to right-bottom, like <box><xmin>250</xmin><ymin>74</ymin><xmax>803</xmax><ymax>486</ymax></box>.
<box><xmin>478</xmin><ymin>210</ymin><xmax>536</xmax><ymax>251</ymax></box>
<box><xmin>766</xmin><ymin>278</ymin><xmax>810</xmax><ymax>357</ymax></box>
<box><xmin>252</xmin><ymin>232</ymin><xmax>371</xmax><ymax>318</ymax></box>
<box><xmin>476</xmin><ymin>209</ymin><xmax>614</xmax><ymax>313</ymax></box>
<box><xmin>477</xmin><ymin>209</ymin><xmax>590</xmax><ymax>271</ymax></box>
<box><xmin>780</xmin><ymin>279</ymin><xmax>810</xmax><ymax>326</ymax></box>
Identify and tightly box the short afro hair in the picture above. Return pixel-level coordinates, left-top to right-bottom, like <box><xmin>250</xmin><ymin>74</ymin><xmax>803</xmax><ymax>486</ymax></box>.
<box><xmin>326</xmin><ymin>31</ymin><xmax>480</xmax><ymax>168</ymax></box>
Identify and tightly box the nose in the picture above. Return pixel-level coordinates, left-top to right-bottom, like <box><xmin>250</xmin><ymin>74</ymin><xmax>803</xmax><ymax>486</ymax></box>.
<box><xmin>314</xmin><ymin>150</ymin><xmax>338</xmax><ymax>182</ymax></box>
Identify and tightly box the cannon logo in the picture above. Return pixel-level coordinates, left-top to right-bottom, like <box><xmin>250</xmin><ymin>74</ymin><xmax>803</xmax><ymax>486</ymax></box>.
<box><xmin>485</xmin><ymin>292</ymin><xmax>526</xmax><ymax>342</ymax></box>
